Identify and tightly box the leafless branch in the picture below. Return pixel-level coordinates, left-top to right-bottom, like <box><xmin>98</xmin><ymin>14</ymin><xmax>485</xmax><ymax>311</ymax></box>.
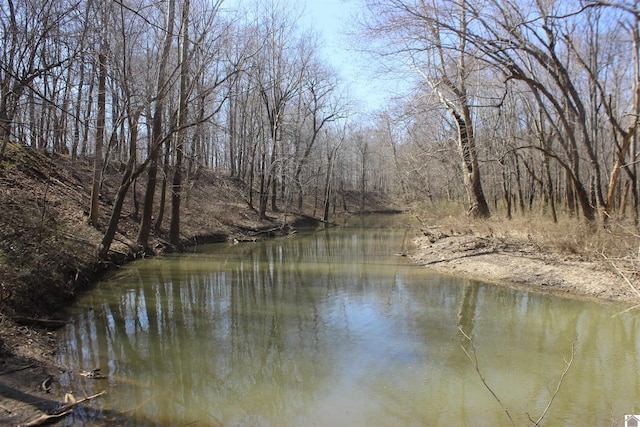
<box><xmin>459</xmin><ymin>325</ymin><xmax>577</xmax><ymax>426</ymax></box>
<box><xmin>600</xmin><ymin>251</ymin><xmax>640</xmax><ymax>300</ymax></box>
<box><xmin>22</xmin><ymin>390</ymin><xmax>106</xmax><ymax>426</ymax></box>
<box><xmin>528</xmin><ymin>339</ymin><xmax>577</xmax><ymax>426</ymax></box>
<box><xmin>458</xmin><ymin>325</ymin><xmax>516</xmax><ymax>426</ymax></box>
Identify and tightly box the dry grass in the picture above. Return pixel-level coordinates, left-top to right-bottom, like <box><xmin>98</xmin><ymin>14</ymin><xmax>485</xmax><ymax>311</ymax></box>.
<box><xmin>414</xmin><ymin>201</ymin><xmax>640</xmax><ymax>298</ymax></box>
<box><xmin>414</xmin><ymin>201</ymin><xmax>640</xmax><ymax>261</ymax></box>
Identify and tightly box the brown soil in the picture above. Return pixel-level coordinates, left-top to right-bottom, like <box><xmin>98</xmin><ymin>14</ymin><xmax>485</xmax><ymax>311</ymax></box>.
<box><xmin>410</xmin><ymin>225</ymin><xmax>640</xmax><ymax>306</ymax></box>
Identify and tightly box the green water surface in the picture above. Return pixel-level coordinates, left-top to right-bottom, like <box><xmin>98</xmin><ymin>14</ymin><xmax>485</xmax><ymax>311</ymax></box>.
<box><xmin>57</xmin><ymin>216</ymin><xmax>640</xmax><ymax>426</ymax></box>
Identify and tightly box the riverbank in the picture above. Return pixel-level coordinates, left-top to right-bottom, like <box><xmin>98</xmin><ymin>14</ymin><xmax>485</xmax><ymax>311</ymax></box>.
<box><xmin>410</xmin><ymin>213</ymin><xmax>640</xmax><ymax>306</ymax></box>
<box><xmin>0</xmin><ymin>144</ymin><xmax>393</xmax><ymax>425</ymax></box>
<box><xmin>2</xmin><ymin>144</ymin><xmax>640</xmax><ymax>424</ymax></box>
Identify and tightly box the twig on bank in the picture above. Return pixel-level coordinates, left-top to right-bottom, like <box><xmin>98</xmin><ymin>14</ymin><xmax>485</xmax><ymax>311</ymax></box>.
<box><xmin>600</xmin><ymin>251</ymin><xmax>640</xmax><ymax>317</ymax></box>
<box><xmin>600</xmin><ymin>251</ymin><xmax>640</xmax><ymax>298</ymax></box>
<box><xmin>0</xmin><ymin>365</ymin><xmax>34</xmax><ymax>376</ymax></box>
<box><xmin>615</xmin><ymin>223</ymin><xmax>640</xmax><ymax>239</ymax></box>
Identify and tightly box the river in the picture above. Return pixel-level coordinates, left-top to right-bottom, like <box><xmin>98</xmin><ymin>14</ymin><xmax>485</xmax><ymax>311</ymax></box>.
<box><xmin>57</xmin><ymin>215</ymin><xmax>640</xmax><ymax>426</ymax></box>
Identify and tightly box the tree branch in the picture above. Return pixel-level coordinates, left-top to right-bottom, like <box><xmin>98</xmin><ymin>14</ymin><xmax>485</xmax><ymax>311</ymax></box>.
<box><xmin>458</xmin><ymin>326</ymin><xmax>516</xmax><ymax>426</ymax></box>
<box><xmin>528</xmin><ymin>339</ymin><xmax>577</xmax><ymax>426</ymax></box>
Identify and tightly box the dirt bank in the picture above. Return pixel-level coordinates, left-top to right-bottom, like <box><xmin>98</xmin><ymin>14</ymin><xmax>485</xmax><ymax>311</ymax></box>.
<box><xmin>410</xmin><ymin>227</ymin><xmax>640</xmax><ymax>306</ymax></box>
<box><xmin>0</xmin><ymin>144</ymin><xmax>394</xmax><ymax>425</ymax></box>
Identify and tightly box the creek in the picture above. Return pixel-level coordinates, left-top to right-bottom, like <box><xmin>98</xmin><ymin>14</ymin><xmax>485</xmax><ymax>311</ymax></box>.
<box><xmin>57</xmin><ymin>215</ymin><xmax>640</xmax><ymax>426</ymax></box>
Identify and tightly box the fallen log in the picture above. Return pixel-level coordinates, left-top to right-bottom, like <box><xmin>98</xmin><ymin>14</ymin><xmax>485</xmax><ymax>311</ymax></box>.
<box><xmin>21</xmin><ymin>390</ymin><xmax>106</xmax><ymax>427</ymax></box>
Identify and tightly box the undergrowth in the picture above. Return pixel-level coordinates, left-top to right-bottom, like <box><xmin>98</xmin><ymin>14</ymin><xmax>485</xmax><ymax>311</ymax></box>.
<box><xmin>413</xmin><ymin>201</ymin><xmax>640</xmax><ymax>262</ymax></box>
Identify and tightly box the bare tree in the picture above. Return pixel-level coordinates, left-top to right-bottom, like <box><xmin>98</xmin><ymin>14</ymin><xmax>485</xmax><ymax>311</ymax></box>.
<box><xmin>251</xmin><ymin>1</ymin><xmax>310</xmax><ymax>217</ymax></box>
<box><xmin>137</xmin><ymin>0</ymin><xmax>176</xmax><ymax>251</ymax></box>
<box><xmin>290</xmin><ymin>60</ymin><xmax>344</xmax><ymax>211</ymax></box>
<box><xmin>88</xmin><ymin>44</ymin><xmax>106</xmax><ymax>226</ymax></box>
<box><xmin>0</xmin><ymin>0</ymin><xmax>77</xmax><ymax>162</ymax></box>
<box><xmin>168</xmin><ymin>0</ymin><xmax>190</xmax><ymax>246</ymax></box>
<box><xmin>362</xmin><ymin>0</ymin><xmax>491</xmax><ymax>217</ymax></box>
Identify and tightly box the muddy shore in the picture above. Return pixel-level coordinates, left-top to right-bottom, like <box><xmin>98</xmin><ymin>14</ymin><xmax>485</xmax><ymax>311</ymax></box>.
<box><xmin>410</xmin><ymin>229</ymin><xmax>640</xmax><ymax>306</ymax></box>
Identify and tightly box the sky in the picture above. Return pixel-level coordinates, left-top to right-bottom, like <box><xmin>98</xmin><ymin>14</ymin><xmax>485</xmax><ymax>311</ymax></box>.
<box><xmin>222</xmin><ymin>0</ymin><xmax>397</xmax><ymax>112</ymax></box>
<box><xmin>298</xmin><ymin>0</ymin><xmax>391</xmax><ymax>111</ymax></box>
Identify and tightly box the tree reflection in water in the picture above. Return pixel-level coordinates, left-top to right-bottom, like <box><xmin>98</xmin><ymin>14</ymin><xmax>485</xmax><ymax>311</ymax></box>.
<box><xmin>58</xmin><ymin>217</ymin><xmax>640</xmax><ymax>426</ymax></box>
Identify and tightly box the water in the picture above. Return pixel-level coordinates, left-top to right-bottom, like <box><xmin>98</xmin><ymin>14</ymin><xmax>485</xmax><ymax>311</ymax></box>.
<box><xmin>57</xmin><ymin>216</ymin><xmax>640</xmax><ymax>426</ymax></box>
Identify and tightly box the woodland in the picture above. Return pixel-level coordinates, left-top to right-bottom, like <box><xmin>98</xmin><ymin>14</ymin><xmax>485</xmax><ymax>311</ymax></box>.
<box><xmin>1</xmin><ymin>1</ymin><xmax>640</xmax><ymax>423</ymax></box>
<box><xmin>2</xmin><ymin>0</ymin><xmax>640</xmax><ymax>256</ymax></box>
<box><xmin>1</xmin><ymin>0</ymin><xmax>640</xmax><ymax>281</ymax></box>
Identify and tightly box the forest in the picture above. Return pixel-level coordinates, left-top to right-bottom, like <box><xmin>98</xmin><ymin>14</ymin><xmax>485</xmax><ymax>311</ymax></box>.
<box><xmin>1</xmin><ymin>0</ymin><xmax>639</xmax><ymax>261</ymax></box>
<box><xmin>2</xmin><ymin>3</ymin><xmax>640</xmax><ymax>423</ymax></box>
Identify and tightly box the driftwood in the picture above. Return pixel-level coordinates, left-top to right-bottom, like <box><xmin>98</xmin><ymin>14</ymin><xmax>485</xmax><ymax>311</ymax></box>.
<box><xmin>21</xmin><ymin>390</ymin><xmax>106</xmax><ymax>427</ymax></box>
<box><xmin>233</xmin><ymin>225</ymin><xmax>290</xmax><ymax>243</ymax></box>
<box><xmin>14</xmin><ymin>317</ymin><xmax>67</xmax><ymax>329</ymax></box>
<box><xmin>79</xmin><ymin>368</ymin><xmax>106</xmax><ymax>379</ymax></box>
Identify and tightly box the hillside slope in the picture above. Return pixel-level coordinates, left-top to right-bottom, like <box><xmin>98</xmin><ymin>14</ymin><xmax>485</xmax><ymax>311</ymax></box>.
<box><xmin>0</xmin><ymin>144</ymin><xmax>286</xmax><ymax>319</ymax></box>
<box><xmin>0</xmin><ymin>144</ymin><xmax>399</xmax><ymax>425</ymax></box>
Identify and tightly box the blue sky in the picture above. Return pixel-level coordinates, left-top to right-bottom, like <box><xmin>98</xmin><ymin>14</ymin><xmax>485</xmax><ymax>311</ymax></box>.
<box><xmin>222</xmin><ymin>0</ymin><xmax>392</xmax><ymax>111</ymax></box>
<box><xmin>300</xmin><ymin>0</ymin><xmax>389</xmax><ymax>111</ymax></box>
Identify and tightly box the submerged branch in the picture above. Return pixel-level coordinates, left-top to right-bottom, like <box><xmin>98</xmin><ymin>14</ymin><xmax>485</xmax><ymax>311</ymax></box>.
<box><xmin>458</xmin><ymin>326</ymin><xmax>577</xmax><ymax>426</ymax></box>
<box><xmin>528</xmin><ymin>339</ymin><xmax>577</xmax><ymax>426</ymax></box>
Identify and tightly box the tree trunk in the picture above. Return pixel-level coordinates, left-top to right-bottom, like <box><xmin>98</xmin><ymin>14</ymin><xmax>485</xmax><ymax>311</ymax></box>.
<box><xmin>154</xmin><ymin>136</ymin><xmax>170</xmax><ymax>232</ymax></box>
<box><xmin>71</xmin><ymin>55</ymin><xmax>86</xmax><ymax>160</ymax></box>
<box><xmin>137</xmin><ymin>0</ymin><xmax>175</xmax><ymax>250</ymax></box>
<box><xmin>322</xmin><ymin>149</ymin><xmax>336</xmax><ymax>222</ymax></box>
<box><xmin>259</xmin><ymin>150</ymin><xmax>268</xmax><ymax>217</ymax></box>
<box><xmin>89</xmin><ymin>49</ymin><xmax>107</xmax><ymax>227</ymax></box>
<box><xmin>620</xmin><ymin>179</ymin><xmax>631</xmax><ymax>217</ymax></box>
<box><xmin>543</xmin><ymin>151</ymin><xmax>558</xmax><ymax>223</ymax></box>
<box><xmin>574</xmin><ymin>178</ymin><xmax>596</xmax><ymax>223</ymax></box>
<box><xmin>451</xmin><ymin>107</ymin><xmax>490</xmax><ymax>218</ymax></box>
<box><xmin>502</xmin><ymin>160</ymin><xmax>512</xmax><ymax>220</ymax></box>
<box><xmin>515</xmin><ymin>154</ymin><xmax>525</xmax><ymax>215</ymax></box>
<box><xmin>99</xmin><ymin>113</ymin><xmax>144</xmax><ymax>259</ymax></box>
<box><xmin>169</xmin><ymin>0</ymin><xmax>190</xmax><ymax>246</ymax></box>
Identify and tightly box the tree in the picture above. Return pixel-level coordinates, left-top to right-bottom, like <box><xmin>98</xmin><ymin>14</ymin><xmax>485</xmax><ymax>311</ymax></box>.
<box><xmin>576</xmin><ymin>3</ymin><xmax>640</xmax><ymax>222</ymax></box>
<box><xmin>290</xmin><ymin>60</ymin><xmax>344</xmax><ymax>211</ymax></box>
<box><xmin>169</xmin><ymin>0</ymin><xmax>190</xmax><ymax>246</ymax></box>
<box><xmin>252</xmin><ymin>1</ymin><xmax>310</xmax><ymax>217</ymax></box>
<box><xmin>98</xmin><ymin>0</ymin><xmax>157</xmax><ymax>258</ymax></box>
<box><xmin>88</xmin><ymin>45</ymin><xmax>106</xmax><ymax>226</ymax></box>
<box><xmin>455</xmin><ymin>0</ymin><xmax>614</xmax><ymax>222</ymax></box>
<box><xmin>0</xmin><ymin>0</ymin><xmax>76</xmax><ymax>162</ymax></box>
<box><xmin>137</xmin><ymin>0</ymin><xmax>176</xmax><ymax>251</ymax></box>
<box><xmin>362</xmin><ymin>0</ymin><xmax>491</xmax><ymax>217</ymax></box>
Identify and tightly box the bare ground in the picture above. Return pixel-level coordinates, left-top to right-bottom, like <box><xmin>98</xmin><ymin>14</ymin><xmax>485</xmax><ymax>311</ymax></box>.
<box><xmin>410</xmin><ymin>225</ymin><xmax>640</xmax><ymax>306</ymax></box>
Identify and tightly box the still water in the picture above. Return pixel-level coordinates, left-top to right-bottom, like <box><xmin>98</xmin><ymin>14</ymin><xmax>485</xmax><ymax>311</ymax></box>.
<box><xmin>58</xmin><ymin>216</ymin><xmax>640</xmax><ymax>426</ymax></box>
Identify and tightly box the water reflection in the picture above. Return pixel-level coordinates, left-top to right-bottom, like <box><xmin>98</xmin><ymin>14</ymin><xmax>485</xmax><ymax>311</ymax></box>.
<box><xmin>58</xmin><ymin>218</ymin><xmax>640</xmax><ymax>426</ymax></box>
